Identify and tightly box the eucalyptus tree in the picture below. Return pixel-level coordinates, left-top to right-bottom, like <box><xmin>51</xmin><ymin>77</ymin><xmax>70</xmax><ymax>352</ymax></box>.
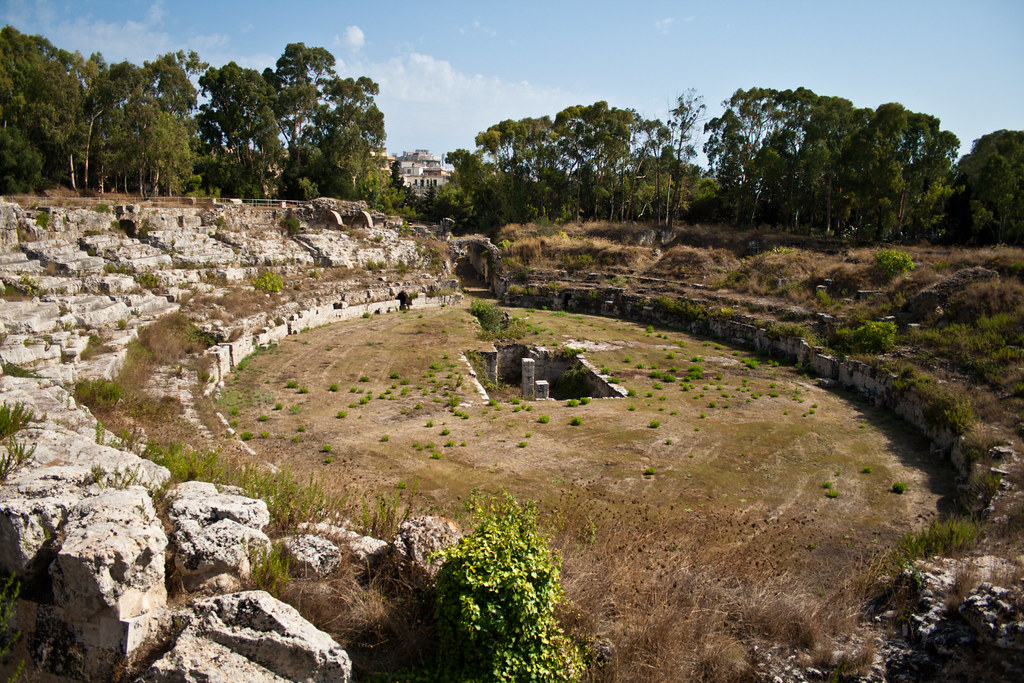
<box><xmin>960</xmin><ymin>130</ymin><xmax>1024</xmax><ymax>243</ymax></box>
<box><xmin>198</xmin><ymin>61</ymin><xmax>284</xmax><ymax>197</ymax></box>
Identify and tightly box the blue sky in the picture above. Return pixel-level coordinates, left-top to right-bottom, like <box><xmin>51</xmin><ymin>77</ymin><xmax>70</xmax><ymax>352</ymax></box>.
<box><xmin>3</xmin><ymin>0</ymin><xmax>1022</xmax><ymax>162</ymax></box>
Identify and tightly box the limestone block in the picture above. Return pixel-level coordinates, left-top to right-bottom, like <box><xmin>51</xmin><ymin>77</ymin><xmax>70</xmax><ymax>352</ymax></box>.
<box><xmin>0</xmin><ymin>301</ymin><xmax>61</xmax><ymax>334</ymax></box>
<box><xmin>140</xmin><ymin>591</ymin><xmax>352</xmax><ymax>683</ymax></box>
<box><xmin>284</xmin><ymin>534</ymin><xmax>341</xmax><ymax>577</ymax></box>
<box><xmin>168</xmin><ymin>481</ymin><xmax>272</xmax><ymax>589</ymax></box>
<box><xmin>168</xmin><ymin>480</ymin><xmax>270</xmax><ymax>530</ymax></box>
<box><xmin>337</xmin><ymin>530</ymin><xmax>389</xmax><ymax>566</ymax></box>
<box><xmin>0</xmin><ymin>466</ymin><xmax>89</xmax><ymax>577</ymax></box>
<box><xmin>50</xmin><ymin>487</ymin><xmax>167</xmax><ymax>621</ymax></box>
<box><xmin>172</xmin><ymin>518</ymin><xmax>270</xmax><ymax>589</ymax></box>
<box><xmin>392</xmin><ymin>516</ymin><xmax>461</xmax><ymax>579</ymax></box>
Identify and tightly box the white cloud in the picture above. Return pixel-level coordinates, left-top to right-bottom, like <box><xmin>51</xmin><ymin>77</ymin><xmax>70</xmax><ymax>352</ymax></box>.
<box><xmin>340</xmin><ymin>51</ymin><xmax>583</xmax><ymax>153</ymax></box>
<box><xmin>654</xmin><ymin>17</ymin><xmax>675</xmax><ymax>34</ymax></box>
<box><xmin>1</xmin><ymin>0</ymin><xmax>230</xmax><ymax>65</ymax></box>
<box><xmin>341</xmin><ymin>25</ymin><xmax>365</xmax><ymax>51</ymax></box>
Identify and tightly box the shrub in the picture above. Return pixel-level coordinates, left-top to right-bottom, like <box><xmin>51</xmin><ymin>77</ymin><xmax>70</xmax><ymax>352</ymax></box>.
<box><xmin>239</xmin><ymin>431</ymin><xmax>254</xmax><ymax>441</ymax></box>
<box><xmin>249</xmin><ymin>543</ymin><xmax>291</xmax><ymax>598</ymax></box>
<box><xmin>838</xmin><ymin>320</ymin><xmax>898</xmax><ymax>354</ymax></box>
<box><xmin>897</xmin><ymin>516</ymin><xmax>978</xmax><ymax>560</ymax></box>
<box><xmin>0</xmin><ymin>436</ymin><xmax>35</xmax><ymax>482</ymax></box>
<box><xmin>281</xmin><ymin>216</ymin><xmax>302</xmax><ymax>235</ymax></box>
<box><xmin>538</xmin><ymin>415</ymin><xmax>550</xmax><ymax>424</ymax></box>
<box><xmin>891</xmin><ymin>481</ymin><xmax>908</xmax><ymax>494</ymax></box>
<box><xmin>643</xmin><ymin>467</ymin><xmax>656</xmax><ymax>476</ymax></box>
<box><xmin>874</xmin><ymin>249</ymin><xmax>914</xmax><ymax>279</ymax></box>
<box><xmin>328</xmin><ymin>384</ymin><xmax>338</xmax><ymax>392</ymax></box>
<box><xmin>253</xmin><ymin>271</ymin><xmax>284</xmax><ymax>293</ymax></box>
<box><xmin>0</xmin><ymin>402</ymin><xmax>34</xmax><ymax>440</ymax></box>
<box><xmin>569</xmin><ymin>416</ymin><xmax>582</xmax><ymax>426</ymax></box>
<box><xmin>75</xmin><ymin>378</ymin><xmax>123</xmax><ymax>411</ymax></box>
<box><xmin>435</xmin><ymin>493</ymin><xmax>581</xmax><ymax>681</ymax></box>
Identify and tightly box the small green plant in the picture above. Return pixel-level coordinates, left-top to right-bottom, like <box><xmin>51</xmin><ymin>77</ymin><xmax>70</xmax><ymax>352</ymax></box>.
<box><xmin>643</xmin><ymin>467</ymin><xmax>656</xmax><ymax>476</ymax></box>
<box><xmin>273</xmin><ymin>403</ymin><xmax>283</xmax><ymax>411</ymax></box>
<box><xmin>286</xmin><ymin>380</ymin><xmax>298</xmax><ymax>389</ymax></box>
<box><xmin>320</xmin><ymin>444</ymin><xmax>333</xmax><ymax>453</ymax></box>
<box><xmin>891</xmin><ymin>481</ymin><xmax>908</xmax><ymax>494</ymax></box>
<box><xmin>648</xmin><ymin>420</ymin><xmax>660</xmax><ymax>429</ymax></box>
<box><xmin>296</xmin><ymin>425</ymin><xmax>306</xmax><ymax>433</ymax></box>
<box><xmin>239</xmin><ymin>431</ymin><xmax>254</xmax><ymax>441</ymax></box>
<box><xmin>328</xmin><ymin>384</ymin><xmax>338</xmax><ymax>392</ymax></box>
<box><xmin>569</xmin><ymin>416</ymin><xmax>582</xmax><ymax>426</ymax></box>
<box><xmin>359</xmin><ymin>375</ymin><xmax>370</xmax><ymax>382</ymax></box>
<box><xmin>253</xmin><ymin>271</ymin><xmax>284</xmax><ymax>293</ymax></box>
<box><xmin>566</xmin><ymin>399</ymin><xmax>579</xmax><ymax>408</ymax></box>
<box><xmin>323</xmin><ymin>457</ymin><xmax>334</xmax><ymax>464</ymax></box>
<box><xmin>289</xmin><ymin>405</ymin><xmax>301</xmax><ymax>414</ymax></box>
<box><xmin>249</xmin><ymin>543</ymin><xmax>291</xmax><ymax>597</ymax></box>
<box><xmin>874</xmin><ymin>248</ymin><xmax>915</xmax><ymax>279</ymax></box>
<box><xmin>518</xmin><ymin>441</ymin><xmax>527</xmax><ymax>448</ymax></box>
<box><xmin>336</xmin><ymin>411</ymin><xmax>347</xmax><ymax>418</ymax></box>
<box><xmin>861</xmin><ymin>466</ymin><xmax>873</xmax><ymax>474</ymax></box>
<box><xmin>538</xmin><ymin>415</ymin><xmax>550</xmax><ymax>424</ymax></box>
<box><xmin>826</xmin><ymin>488</ymin><xmax>840</xmax><ymax>498</ymax></box>
<box><xmin>380</xmin><ymin>434</ymin><xmax>390</xmax><ymax>442</ymax></box>
<box><xmin>257</xmin><ymin>415</ymin><xmax>269</xmax><ymax>422</ymax></box>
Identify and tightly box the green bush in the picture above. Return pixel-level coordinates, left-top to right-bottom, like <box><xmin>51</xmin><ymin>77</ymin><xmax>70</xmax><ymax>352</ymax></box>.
<box><xmin>0</xmin><ymin>402</ymin><xmax>34</xmax><ymax>440</ymax></box>
<box><xmin>837</xmin><ymin>320</ymin><xmax>897</xmax><ymax>354</ymax></box>
<box><xmin>281</xmin><ymin>216</ymin><xmax>303</xmax><ymax>235</ymax></box>
<box><xmin>253</xmin><ymin>271</ymin><xmax>284</xmax><ymax>293</ymax></box>
<box><xmin>874</xmin><ymin>249</ymin><xmax>915</xmax><ymax>279</ymax></box>
<box><xmin>75</xmin><ymin>378</ymin><xmax>123</xmax><ymax>411</ymax></box>
<box><xmin>891</xmin><ymin>481</ymin><xmax>908</xmax><ymax>494</ymax></box>
<box><xmin>469</xmin><ymin>298</ymin><xmax>504</xmax><ymax>333</ymax></box>
<box><xmin>435</xmin><ymin>494</ymin><xmax>581</xmax><ymax>681</ymax></box>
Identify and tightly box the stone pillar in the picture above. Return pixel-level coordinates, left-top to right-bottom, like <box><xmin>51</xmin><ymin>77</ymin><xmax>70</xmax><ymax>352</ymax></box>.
<box><xmin>521</xmin><ymin>358</ymin><xmax>536</xmax><ymax>400</ymax></box>
<box><xmin>484</xmin><ymin>352</ymin><xmax>498</xmax><ymax>385</ymax></box>
<box><xmin>535</xmin><ymin>380</ymin><xmax>549</xmax><ymax>400</ymax></box>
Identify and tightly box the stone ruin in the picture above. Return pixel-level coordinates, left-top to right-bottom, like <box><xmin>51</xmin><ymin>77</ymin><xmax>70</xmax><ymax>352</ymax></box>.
<box><xmin>473</xmin><ymin>344</ymin><xmax>627</xmax><ymax>401</ymax></box>
<box><xmin>0</xmin><ymin>197</ymin><xmax>464</xmax><ymax>681</ymax></box>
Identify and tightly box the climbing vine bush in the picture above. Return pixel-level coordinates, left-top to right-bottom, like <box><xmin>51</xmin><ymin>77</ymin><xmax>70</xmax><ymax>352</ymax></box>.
<box><xmin>434</xmin><ymin>493</ymin><xmax>582</xmax><ymax>681</ymax></box>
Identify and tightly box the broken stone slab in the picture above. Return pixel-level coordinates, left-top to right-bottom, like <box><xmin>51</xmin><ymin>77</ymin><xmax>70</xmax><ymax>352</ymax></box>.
<box><xmin>960</xmin><ymin>583</ymin><xmax>1024</xmax><ymax>650</ymax></box>
<box><xmin>168</xmin><ymin>481</ymin><xmax>272</xmax><ymax>590</ymax></box>
<box><xmin>0</xmin><ymin>300</ymin><xmax>61</xmax><ymax>334</ymax></box>
<box><xmin>50</xmin><ymin>487</ymin><xmax>167</xmax><ymax>621</ymax></box>
<box><xmin>283</xmin><ymin>534</ymin><xmax>341</xmax><ymax>578</ymax></box>
<box><xmin>0</xmin><ymin>465</ymin><xmax>95</xmax><ymax>578</ymax></box>
<box><xmin>295</xmin><ymin>522</ymin><xmax>389</xmax><ymax>566</ymax></box>
<box><xmin>69</xmin><ymin>295</ymin><xmax>132</xmax><ymax>328</ymax></box>
<box><xmin>139</xmin><ymin>591</ymin><xmax>352</xmax><ymax>683</ymax></box>
<box><xmin>391</xmin><ymin>515</ymin><xmax>461</xmax><ymax>580</ymax></box>
<box><xmin>173</xmin><ymin>517</ymin><xmax>270</xmax><ymax>592</ymax></box>
<box><xmin>0</xmin><ymin>338</ymin><xmax>62</xmax><ymax>367</ymax></box>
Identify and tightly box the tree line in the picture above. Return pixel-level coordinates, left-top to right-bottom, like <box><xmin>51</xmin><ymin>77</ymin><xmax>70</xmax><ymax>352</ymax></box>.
<box><xmin>442</xmin><ymin>89</ymin><xmax>1022</xmax><ymax>244</ymax></box>
<box><xmin>0</xmin><ymin>26</ymin><xmax>384</xmax><ymax>200</ymax></box>
<box><xmin>1</xmin><ymin>24</ymin><xmax>1020</xmax><ymax>244</ymax></box>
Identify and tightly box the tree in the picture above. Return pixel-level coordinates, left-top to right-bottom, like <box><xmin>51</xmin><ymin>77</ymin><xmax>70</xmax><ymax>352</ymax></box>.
<box><xmin>198</xmin><ymin>61</ymin><xmax>283</xmax><ymax>197</ymax></box>
<box><xmin>960</xmin><ymin>130</ymin><xmax>1024</xmax><ymax>243</ymax></box>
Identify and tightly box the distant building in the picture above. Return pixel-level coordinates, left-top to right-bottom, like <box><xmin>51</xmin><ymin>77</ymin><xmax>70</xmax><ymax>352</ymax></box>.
<box><xmin>395</xmin><ymin>149</ymin><xmax>451</xmax><ymax>195</ymax></box>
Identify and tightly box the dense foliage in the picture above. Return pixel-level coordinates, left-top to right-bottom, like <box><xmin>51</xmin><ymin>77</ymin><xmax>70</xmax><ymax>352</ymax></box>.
<box><xmin>434</xmin><ymin>493</ymin><xmax>581</xmax><ymax>681</ymax></box>
<box><xmin>2</xmin><ymin>24</ymin><xmax>1021</xmax><ymax>244</ymax></box>
<box><xmin>443</xmin><ymin>89</ymin><xmax>1022</xmax><ymax>244</ymax></box>
<box><xmin>0</xmin><ymin>27</ymin><xmax>384</xmax><ymax>200</ymax></box>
